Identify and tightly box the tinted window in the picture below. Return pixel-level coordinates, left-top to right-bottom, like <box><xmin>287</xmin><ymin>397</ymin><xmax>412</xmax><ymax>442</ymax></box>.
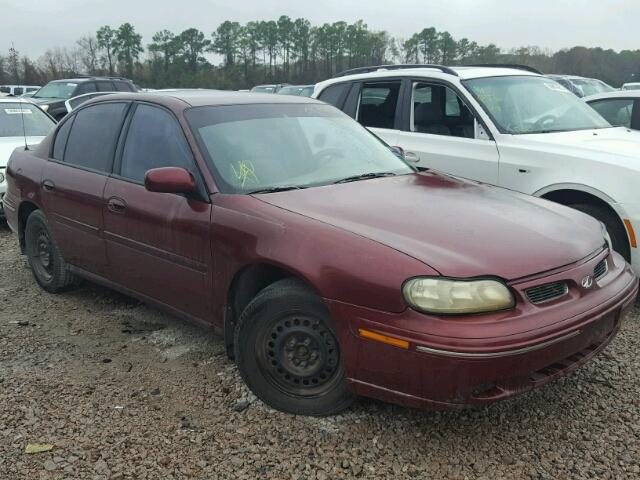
<box><xmin>318</xmin><ymin>83</ymin><xmax>349</xmax><ymax>108</ymax></box>
<box><xmin>120</xmin><ymin>104</ymin><xmax>194</xmax><ymax>182</ymax></box>
<box><xmin>96</xmin><ymin>81</ymin><xmax>115</xmax><ymax>92</ymax></box>
<box><xmin>13</xmin><ymin>87</ymin><xmax>23</xmax><ymax>95</ymax></box>
<box><xmin>589</xmin><ymin>99</ymin><xmax>634</xmax><ymax>127</ymax></box>
<box><xmin>76</xmin><ymin>82</ymin><xmax>96</xmax><ymax>95</ymax></box>
<box><xmin>52</xmin><ymin>117</ymin><xmax>74</xmax><ymax>160</ymax></box>
<box><xmin>64</xmin><ymin>103</ymin><xmax>128</xmax><ymax>172</ymax></box>
<box><xmin>357</xmin><ymin>81</ymin><xmax>401</xmax><ymax>129</ymax></box>
<box><xmin>115</xmin><ymin>81</ymin><xmax>133</xmax><ymax>92</ymax></box>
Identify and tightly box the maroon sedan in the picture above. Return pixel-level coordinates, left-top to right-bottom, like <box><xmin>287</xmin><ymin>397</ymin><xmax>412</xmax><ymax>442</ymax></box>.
<box><xmin>3</xmin><ymin>91</ymin><xmax>637</xmax><ymax>415</ymax></box>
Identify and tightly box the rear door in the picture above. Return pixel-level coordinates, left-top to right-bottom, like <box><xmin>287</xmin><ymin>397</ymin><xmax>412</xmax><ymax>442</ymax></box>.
<box><xmin>102</xmin><ymin>102</ymin><xmax>212</xmax><ymax>320</ymax></box>
<box><xmin>393</xmin><ymin>80</ymin><xmax>500</xmax><ymax>184</ymax></box>
<box><xmin>42</xmin><ymin>101</ymin><xmax>130</xmax><ymax>275</ymax></box>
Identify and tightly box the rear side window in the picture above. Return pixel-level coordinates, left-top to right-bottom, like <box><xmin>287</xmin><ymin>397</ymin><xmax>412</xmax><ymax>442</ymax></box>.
<box><xmin>114</xmin><ymin>81</ymin><xmax>134</xmax><ymax>92</ymax></box>
<box><xmin>119</xmin><ymin>104</ymin><xmax>194</xmax><ymax>183</ymax></box>
<box><xmin>96</xmin><ymin>81</ymin><xmax>115</xmax><ymax>92</ymax></box>
<box><xmin>357</xmin><ymin>81</ymin><xmax>401</xmax><ymax>129</ymax></box>
<box><xmin>63</xmin><ymin>102</ymin><xmax>128</xmax><ymax>172</ymax></box>
<box><xmin>52</xmin><ymin>117</ymin><xmax>74</xmax><ymax>160</ymax></box>
<box><xmin>76</xmin><ymin>82</ymin><xmax>96</xmax><ymax>95</ymax></box>
<box><xmin>318</xmin><ymin>83</ymin><xmax>349</xmax><ymax>108</ymax></box>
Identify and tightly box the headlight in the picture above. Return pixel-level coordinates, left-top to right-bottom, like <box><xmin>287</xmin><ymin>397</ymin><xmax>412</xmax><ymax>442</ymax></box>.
<box><xmin>0</xmin><ymin>171</ymin><xmax>5</xmax><ymax>184</ymax></box>
<box><xmin>41</xmin><ymin>104</ymin><xmax>49</xmax><ymax>112</ymax></box>
<box><xmin>403</xmin><ymin>277</ymin><xmax>515</xmax><ymax>315</ymax></box>
<box><xmin>600</xmin><ymin>222</ymin><xmax>612</xmax><ymax>251</ymax></box>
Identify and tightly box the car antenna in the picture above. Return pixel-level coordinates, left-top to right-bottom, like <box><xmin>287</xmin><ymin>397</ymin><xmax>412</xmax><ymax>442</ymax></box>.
<box><xmin>19</xmin><ymin>99</ymin><xmax>29</xmax><ymax>151</ymax></box>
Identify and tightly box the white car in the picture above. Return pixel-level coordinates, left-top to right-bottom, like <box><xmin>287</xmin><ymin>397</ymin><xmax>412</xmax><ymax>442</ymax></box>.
<box><xmin>621</xmin><ymin>82</ymin><xmax>640</xmax><ymax>91</ymax></box>
<box><xmin>584</xmin><ymin>90</ymin><xmax>640</xmax><ymax>131</ymax></box>
<box><xmin>313</xmin><ymin>64</ymin><xmax>640</xmax><ymax>273</ymax></box>
<box><xmin>0</xmin><ymin>98</ymin><xmax>55</xmax><ymax>219</ymax></box>
<box><xmin>0</xmin><ymin>85</ymin><xmax>41</xmax><ymax>97</ymax></box>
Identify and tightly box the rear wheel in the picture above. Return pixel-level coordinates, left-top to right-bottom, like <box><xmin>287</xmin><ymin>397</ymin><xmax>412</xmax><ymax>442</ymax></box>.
<box><xmin>569</xmin><ymin>203</ymin><xmax>630</xmax><ymax>261</ymax></box>
<box><xmin>234</xmin><ymin>278</ymin><xmax>354</xmax><ymax>416</ymax></box>
<box><xmin>25</xmin><ymin>210</ymin><xmax>78</xmax><ymax>292</ymax></box>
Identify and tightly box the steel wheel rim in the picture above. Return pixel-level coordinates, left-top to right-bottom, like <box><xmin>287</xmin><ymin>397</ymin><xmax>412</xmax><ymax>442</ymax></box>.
<box><xmin>30</xmin><ymin>227</ymin><xmax>54</xmax><ymax>281</ymax></box>
<box><xmin>257</xmin><ymin>313</ymin><xmax>342</xmax><ymax>397</ymax></box>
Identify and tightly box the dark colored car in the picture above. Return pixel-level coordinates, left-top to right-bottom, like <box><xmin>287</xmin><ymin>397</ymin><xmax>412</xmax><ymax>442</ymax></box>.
<box><xmin>30</xmin><ymin>77</ymin><xmax>136</xmax><ymax>120</ymax></box>
<box><xmin>4</xmin><ymin>91</ymin><xmax>637</xmax><ymax>415</ymax></box>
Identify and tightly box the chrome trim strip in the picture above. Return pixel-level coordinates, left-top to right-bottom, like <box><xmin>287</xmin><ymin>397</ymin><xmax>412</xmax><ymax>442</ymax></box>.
<box><xmin>415</xmin><ymin>329</ymin><xmax>582</xmax><ymax>358</ymax></box>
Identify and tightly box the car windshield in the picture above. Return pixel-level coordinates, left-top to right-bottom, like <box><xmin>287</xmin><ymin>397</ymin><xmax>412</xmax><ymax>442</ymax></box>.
<box><xmin>573</xmin><ymin>79</ymin><xmax>615</xmax><ymax>96</ymax></box>
<box><xmin>464</xmin><ymin>76</ymin><xmax>611</xmax><ymax>134</ymax></box>
<box><xmin>33</xmin><ymin>82</ymin><xmax>77</xmax><ymax>99</ymax></box>
<box><xmin>186</xmin><ymin>103</ymin><xmax>414</xmax><ymax>194</ymax></box>
<box><xmin>277</xmin><ymin>86</ymin><xmax>300</xmax><ymax>95</ymax></box>
<box><xmin>0</xmin><ymin>102</ymin><xmax>55</xmax><ymax>137</ymax></box>
<box><xmin>251</xmin><ymin>86</ymin><xmax>275</xmax><ymax>93</ymax></box>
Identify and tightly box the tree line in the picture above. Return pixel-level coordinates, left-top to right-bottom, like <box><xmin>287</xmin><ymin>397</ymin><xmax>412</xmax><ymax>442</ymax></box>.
<box><xmin>1</xmin><ymin>18</ymin><xmax>639</xmax><ymax>90</ymax></box>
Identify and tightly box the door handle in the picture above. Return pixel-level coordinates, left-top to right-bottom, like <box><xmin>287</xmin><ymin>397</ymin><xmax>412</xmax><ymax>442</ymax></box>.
<box><xmin>404</xmin><ymin>151</ymin><xmax>420</xmax><ymax>163</ymax></box>
<box><xmin>107</xmin><ymin>197</ymin><xmax>126</xmax><ymax>213</ymax></box>
<box><xmin>42</xmin><ymin>179</ymin><xmax>55</xmax><ymax>192</ymax></box>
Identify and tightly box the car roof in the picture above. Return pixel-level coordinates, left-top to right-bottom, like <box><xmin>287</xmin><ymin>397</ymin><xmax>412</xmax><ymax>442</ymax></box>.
<box><xmin>50</xmin><ymin>77</ymin><xmax>131</xmax><ymax>83</ymax></box>
<box><xmin>623</xmin><ymin>82</ymin><xmax>640</xmax><ymax>86</ymax></box>
<box><xmin>84</xmin><ymin>89</ymin><xmax>323</xmax><ymax>109</ymax></box>
<box><xmin>584</xmin><ymin>90</ymin><xmax>640</xmax><ymax>101</ymax></box>
<box><xmin>315</xmin><ymin>66</ymin><xmax>540</xmax><ymax>88</ymax></box>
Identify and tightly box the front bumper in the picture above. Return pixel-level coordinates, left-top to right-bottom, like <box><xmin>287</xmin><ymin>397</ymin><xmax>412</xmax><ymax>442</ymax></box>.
<box><xmin>327</xmin><ymin>251</ymin><xmax>638</xmax><ymax>410</ymax></box>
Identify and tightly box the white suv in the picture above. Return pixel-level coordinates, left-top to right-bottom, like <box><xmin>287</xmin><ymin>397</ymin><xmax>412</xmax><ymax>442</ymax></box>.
<box><xmin>313</xmin><ymin>64</ymin><xmax>640</xmax><ymax>274</ymax></box>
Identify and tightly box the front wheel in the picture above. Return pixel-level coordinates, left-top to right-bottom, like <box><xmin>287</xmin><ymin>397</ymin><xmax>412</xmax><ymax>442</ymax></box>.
<box><xmin>569</xmin><ymin>203</ymin><xmax>630</xmax><ymax>262</ymax></box>
<box><xmin>234</xmin><ymin>278</ymin><xmax>354</xmax><ymax>416</ymax></box>
<box><xmin>25</xmin><ymin>210</ymin><xmax>78</xmax><ymax>292</ymax></box>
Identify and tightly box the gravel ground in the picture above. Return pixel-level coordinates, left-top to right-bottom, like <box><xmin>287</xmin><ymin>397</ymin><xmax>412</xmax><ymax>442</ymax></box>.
<box><xmin>1</xmin><ymin>222</ymin><xmax>639</xmax><ymax>480</ymax></box>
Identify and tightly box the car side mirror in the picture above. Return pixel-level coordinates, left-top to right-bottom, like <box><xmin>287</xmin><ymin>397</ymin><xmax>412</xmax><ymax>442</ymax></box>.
<box><xmin>144</xmin><ymin>167</ymin><xmax>196</xmax><ymax>194</ymax></box>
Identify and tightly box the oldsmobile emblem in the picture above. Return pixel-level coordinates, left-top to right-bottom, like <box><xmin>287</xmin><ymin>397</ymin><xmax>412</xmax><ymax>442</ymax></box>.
<box><xmin>581</xmin><ymin>275</ymin><xmax>594</xmax><ymax>289</ymax></box>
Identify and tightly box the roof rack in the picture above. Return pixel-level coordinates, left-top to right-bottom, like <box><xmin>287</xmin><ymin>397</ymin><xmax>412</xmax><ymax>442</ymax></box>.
<box><xmin>332</xmin><ymin>64</ymin><xmax>459</xmax><ymax>78</ymax></box>
<box><xmin>66</xmin><ymin>75</ymin><xmax>130</xmax><ymax>81</ymax></box>
<box><xmin>463</xmin><ymin>64</ymin><xmax>543</xmax><ymax>75</ymax></box>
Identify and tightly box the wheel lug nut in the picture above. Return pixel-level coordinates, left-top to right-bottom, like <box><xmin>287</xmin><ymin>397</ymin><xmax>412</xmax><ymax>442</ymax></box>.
<box><xmin>303</xmin><ymin>338</ymin><xmax>311</xmax><ymax>346</ymax></box>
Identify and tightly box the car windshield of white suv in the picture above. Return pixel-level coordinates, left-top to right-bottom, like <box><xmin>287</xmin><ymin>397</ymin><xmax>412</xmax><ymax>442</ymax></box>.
<box><xmin>464</xmin><ymin>76</ymin><xmax>611</xmax><ymax>134</ymax></box>
<box><xmin>186</xmin><ymin>103</ymin><xmax>414</xmax><ymax>194</ymax></box>
<box><xmin>0</xmin><ymin>102</ymin><xmax>55</xmax><ymax>137</ymax></box>
<box><xmin>33</xmin><ymin>82</ymin><xmax>77</xmax><ymax>99</ymax></box>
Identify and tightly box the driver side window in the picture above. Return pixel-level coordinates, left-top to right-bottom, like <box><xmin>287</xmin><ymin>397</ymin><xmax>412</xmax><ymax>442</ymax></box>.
<box><xmin>411</xmin><ymin>83</ymin><xmax>476</xmax><ymax>139</ymax></box>
<box><xmin>119</xmin><ymin>104</ymin><xmax>195</xmax><ymax>183</ymax></box>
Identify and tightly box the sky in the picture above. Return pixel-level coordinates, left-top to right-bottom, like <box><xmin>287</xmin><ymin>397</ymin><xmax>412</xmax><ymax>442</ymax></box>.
<box><xmin>2</xmin><ymin>0</ymin><xmax>638</xmax><ymax>58</ymax></box>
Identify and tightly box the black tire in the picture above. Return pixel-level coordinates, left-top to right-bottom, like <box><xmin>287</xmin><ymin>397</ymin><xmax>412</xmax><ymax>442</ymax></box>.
<box><xmin>234</xmin><ymin>278</ymin><xmax>354</xmax><ymax>416</ymax></box>
<box><xmin>569</xmin><ymin>203</ymin><xmax>630</xmax><ymax>262</ymax></box>
<box><xmin>24</xmin><ymin>210</ymin><xmax>79</xmax><ymax>293</ymax></box>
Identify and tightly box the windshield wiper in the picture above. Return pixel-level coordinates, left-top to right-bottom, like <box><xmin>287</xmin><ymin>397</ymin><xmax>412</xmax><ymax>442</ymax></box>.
<box><xmin>247</xmin><ymin>185</ymin><xmax>308</xmax><ymax>194</ymax></box>
<box><xmin>333</xmin><ymin>172</ymin><xmax>397</xmax><ymax>184</ymax></box>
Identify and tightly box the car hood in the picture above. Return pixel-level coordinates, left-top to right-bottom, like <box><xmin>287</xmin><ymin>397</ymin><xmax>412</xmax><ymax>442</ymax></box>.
<box><xmin>517</xmin><ymin>127</ymin><xmax>640</xmax><ymax>165</ymax></box>
<box><xmin>0</xmin><ymin>137</ymin><xmax>45</xmax><ymax>166</ymax></box>
<box><xmin>255</xmin><ymin>173</ymin><xmax>604</xmax><ymax>280</ymax></box>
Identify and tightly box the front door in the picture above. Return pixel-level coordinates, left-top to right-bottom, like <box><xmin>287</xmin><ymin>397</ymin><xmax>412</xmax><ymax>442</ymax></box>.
<box><xmin>394</xmin><ymin>81</ymin><xmax>500</xmax><ymax>185</ymax></box>
<box><xmin>41</xmin><ymin>102</ymin><xmax>130</xmax><ymax>275</ymax></box>
<box><xmin>102</xmin><ymin>103</ymin><xmax>212</xmax><ymax>320</ymax></box>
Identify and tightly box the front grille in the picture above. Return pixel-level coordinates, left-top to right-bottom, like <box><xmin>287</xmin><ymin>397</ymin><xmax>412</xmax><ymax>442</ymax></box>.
<box><xmin>594</xmin><ymin>258</ymin><xmax>608</xmax><ymax>280</ymax></box>
<box><xmin>525</xmin><ymin>281</ymin><xmax>569</xmax><ymax>305</ymax></box>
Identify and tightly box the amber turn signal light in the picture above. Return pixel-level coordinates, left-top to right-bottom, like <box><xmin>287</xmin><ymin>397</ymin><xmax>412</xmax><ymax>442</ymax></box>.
<box><xmin>358</xmin><ymin>328</ymin><xmax>410</xmax><ymax>349</ymax></box>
